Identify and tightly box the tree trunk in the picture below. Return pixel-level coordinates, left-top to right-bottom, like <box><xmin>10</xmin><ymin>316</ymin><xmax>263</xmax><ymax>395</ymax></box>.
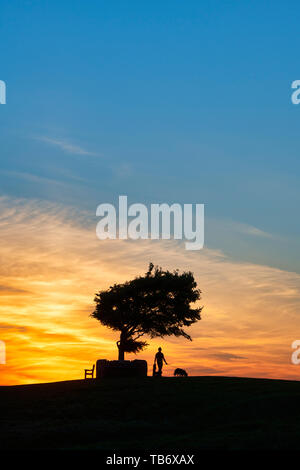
<box><xmin>117</xmin><ymin>334</ymin><xmax>125</xmax><ymax>361</ymax></box>
<box><xmin>118</xmin><ymin>345</ymin><xmax>125</xmax><ymax>361</ymax></box>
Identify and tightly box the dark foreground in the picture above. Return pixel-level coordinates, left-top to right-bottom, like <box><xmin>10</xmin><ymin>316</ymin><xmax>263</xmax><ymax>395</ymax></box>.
<box><xmin>1</xmin><ymin>376</ymin><xmax>300</xmax><ymax>450</ymax></box>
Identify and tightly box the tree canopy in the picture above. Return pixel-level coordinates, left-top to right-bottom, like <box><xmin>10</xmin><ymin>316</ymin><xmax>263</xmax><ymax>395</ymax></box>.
<box><xmin>91</xmin><ymin>263</ymin><xmax>202</xmax><ymax>360</ymax></box>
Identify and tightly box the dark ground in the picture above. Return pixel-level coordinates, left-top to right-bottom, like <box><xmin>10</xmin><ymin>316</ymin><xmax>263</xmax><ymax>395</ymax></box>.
<box><xmin>0</xmin><ymin>376</ymin><xmax>300</xmax><ymax>450</ymax></box>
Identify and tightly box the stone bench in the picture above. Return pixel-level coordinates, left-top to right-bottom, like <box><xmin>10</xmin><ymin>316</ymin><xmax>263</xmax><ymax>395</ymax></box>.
<box><xmin>96</xmin><ymin>359</ymin><xmax>147</xmax><ymax>378</ymax></box>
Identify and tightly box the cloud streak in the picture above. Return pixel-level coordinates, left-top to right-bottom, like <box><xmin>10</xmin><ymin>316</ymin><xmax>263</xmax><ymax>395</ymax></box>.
<box><xmin>36</xmin><ymin>136</ymin><xmax>98</xmax><ymax>156</ymax></box>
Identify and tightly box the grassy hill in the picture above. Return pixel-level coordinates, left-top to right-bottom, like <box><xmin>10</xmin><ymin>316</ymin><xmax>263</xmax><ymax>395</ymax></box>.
<box><xmin>1</xmin><ymin>376</ymin><xmax>300</xmax><ymax>450</ymax></box>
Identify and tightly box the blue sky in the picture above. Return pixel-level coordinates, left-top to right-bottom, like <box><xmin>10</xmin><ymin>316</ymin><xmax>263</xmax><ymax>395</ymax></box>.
<box><xmin>1</xmin><ymin>0</ymin><xmax>300</xmax><ymax>272</ymax></box>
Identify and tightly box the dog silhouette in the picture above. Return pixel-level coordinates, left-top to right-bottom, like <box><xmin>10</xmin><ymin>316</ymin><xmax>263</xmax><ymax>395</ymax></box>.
<box><xmin>174</xmin><ymin>368</ymin><xmax>188</xmax><ymax>377</ymax></box>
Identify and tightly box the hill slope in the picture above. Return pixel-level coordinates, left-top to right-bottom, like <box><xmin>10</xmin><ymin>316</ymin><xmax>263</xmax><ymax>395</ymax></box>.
<box><xmin>1</xmin><ymin>376</ymin><xmax>300</xmax><ymax>450</ymax></box>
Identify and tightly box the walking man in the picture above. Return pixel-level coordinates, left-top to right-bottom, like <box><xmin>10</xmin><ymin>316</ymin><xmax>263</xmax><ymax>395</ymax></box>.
<box><xmin>154</xmin><ymin>347</ymin><xmax>168</xmax><ymax>376</ymax></box>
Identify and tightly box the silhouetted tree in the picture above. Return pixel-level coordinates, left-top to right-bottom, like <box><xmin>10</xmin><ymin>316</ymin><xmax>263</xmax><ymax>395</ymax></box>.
<box><xmin>91</xmin><ymin>263</ymin><xmax>203</xmax><ymax>360</ymax></box>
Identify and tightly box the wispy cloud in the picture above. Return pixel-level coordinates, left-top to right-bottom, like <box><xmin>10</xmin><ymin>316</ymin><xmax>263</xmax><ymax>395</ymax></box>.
<box><xmin>232</xmin><ymin>221</ymin><xmax>274</xmax><ymax>239</ymax></box>
<box><xmin>1</xmin><ymin>170</ymin><xmax>68</xmax><ymax>187</ymax></box>
<box><xmin>210</xmin><ymin>352</ymin><xmax>247</xmax><ymax>362</ymax></box>
<box><xmin>208</xmin><ymin>218</ymin><xmax>274</xmax><ymax>240</ymax></box>
<box><xmin>36</xmin><ymin>136</ymin><xmax>98</xmax><ymax>156</ymax></box>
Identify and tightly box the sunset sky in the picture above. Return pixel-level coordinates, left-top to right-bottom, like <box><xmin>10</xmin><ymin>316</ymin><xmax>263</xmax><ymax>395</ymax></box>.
<box><xmin>1</xmin><ymin>1</ymin><xmax>300</xmax><ymax>385</ymax></box>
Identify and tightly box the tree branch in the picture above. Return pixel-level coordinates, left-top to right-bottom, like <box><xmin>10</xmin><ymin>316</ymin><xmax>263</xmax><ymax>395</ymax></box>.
<box><xmin>131</xmin><ymin>332</ymin><xmax>145</xmax><ymax>341</ymax></box>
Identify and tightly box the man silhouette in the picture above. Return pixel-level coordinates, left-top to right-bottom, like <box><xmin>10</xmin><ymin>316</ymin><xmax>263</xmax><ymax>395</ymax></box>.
<box><xmin>154</xmin><ymin>347</ymin><xmax>168</xmax><ymax>376</ymax></box>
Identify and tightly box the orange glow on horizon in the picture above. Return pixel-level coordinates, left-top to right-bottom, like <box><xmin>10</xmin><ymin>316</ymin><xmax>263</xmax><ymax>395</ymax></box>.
<box><xmin>1</xmin><ymin>196</ymin><xmax>300</xmax><ymax>385</ymax></box>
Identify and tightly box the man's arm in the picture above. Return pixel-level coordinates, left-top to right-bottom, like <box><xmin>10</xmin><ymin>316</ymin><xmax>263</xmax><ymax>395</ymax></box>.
<box><xmin>163</xmin><ymin>355</ymin><xmax>168</xmax><ymax>365</ymax></box>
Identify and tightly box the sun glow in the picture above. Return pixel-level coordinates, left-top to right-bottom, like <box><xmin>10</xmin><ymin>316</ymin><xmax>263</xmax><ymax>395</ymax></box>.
<box><xmin>1</xmin><ymin>196</ymin><xmax>300</xmax><ymax>385</ymax></box>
